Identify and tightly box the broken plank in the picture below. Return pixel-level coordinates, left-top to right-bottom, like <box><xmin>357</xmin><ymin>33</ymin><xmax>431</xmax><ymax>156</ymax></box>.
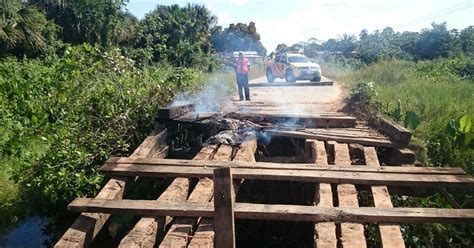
<box><xmin>334</xmin><ymin>143</ymin><xmax>366</xmax><ymax>248</ymax></box>
<box><xmin>307</xmin><ymin>140</ymin><xmax>337</xmax><ymax>248</ymax></box>
<box><xmin>67</xmin><ymin>199</ymin><xmax>474</xmax><ymax>225</ymax></box>
<box><xmin>157</xmin><ymin>103</ymin><xmax>194</xmax><ymax>119</ymax></box>
<box><xmin>99</xmin><ymin>164</ymin><xmax>474</xmax><ymax>188</ymax></box>
<box><xmin>386</xmin><ymin>148</ymin><xmax>416</xmax><ymax>165</ymax></box>
<box><xmin>55</xmin><ymin>129</ymin><xmax>167</xmax><ymax>248</ymax></box>
<box><xmin>106</xmin><ymin>157</ymin><xmax>467</xmax><ymax>175</ymax></box>
<box><xmin>267</xmin><ymin>130</ymin><xmax>395</xmax><ymax>147</ymax></box>
<box><xmin>364</xmin><ymin>147</ymin><xmax>405</xmax><ymax>248</ymax></box>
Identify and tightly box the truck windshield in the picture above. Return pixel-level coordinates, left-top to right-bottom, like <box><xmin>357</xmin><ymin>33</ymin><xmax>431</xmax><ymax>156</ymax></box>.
<box><xmin>288</xmin><ymin>56</ymin><xmax>311</xmax><ymax>63</ymax></box>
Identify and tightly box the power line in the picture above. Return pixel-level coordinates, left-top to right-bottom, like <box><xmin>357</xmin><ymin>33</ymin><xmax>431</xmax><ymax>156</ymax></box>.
<box><xmin>396</xmin><ymin>1</ymin><xmax>473</xmax><ymax>29</ymax></box>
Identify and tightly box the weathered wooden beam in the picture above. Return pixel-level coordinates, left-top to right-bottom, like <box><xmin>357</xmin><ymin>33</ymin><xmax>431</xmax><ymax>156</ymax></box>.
<box><xmin>225</xmin><ymin>112</ymin><xmax>356</xmax><ymax>128</ymax></box>
<box><xmin>157</xmin><ymin>103</ymin><xmax>194</xmax><ymax>120</ymax></box>
<box><xmin>106</xmin><ymin>157</ymin><xmax>467</xmax><ymax>175</ymax></box>
<box><xmin>386</xmin><ymin>148</ymin><xmax>416</xmax><ymax>165</ymax></box>
<box><xmin>267</xmin><ymin>130</ymin><xmax>395</xmax><ymax>147</ymax></box>
<box><xmin>159</xmin><ymin>145</ymin><xmax>233</xmax><ymax>248</ymax></box>
<box><xmin>55</xmin><ymin>129</ymin><xmax>168</xmax><ymax>248</ymax></box>
<box><xmin>120</xmin><ymin>145</ymin><xmax>217</xmax><ymax>248</ymax></box>
<box><xmin>307</xmin><ymin>140</ymin><xmax>337</xmax><ymax>248</ymax></box>
<box><xmin>99</xmin><ymin>164</ymin><xmax>474</xmax><ymax>188</ymax></box>
<box><xmin>378</xmin><ymin>116</ymin><xmax>412</xmax><ymax>144</ymax></box>
<box><xmin>334</xmin><ymin>143</ymin><xmax>366</xmax><ymax>248</ymax></box>
<box><xmin>213</xmin><ymin>167</ymin><xmax>236</xmax><ymax>248</ymax></box>
<box><xmin>364</xmin><ymin>147</ymin><xmax>405</xmax><ymax>248</ymax></box>
<box><xmin>187</xmin><ymin>139</ymin><xmax>257</xmax><ymax>248</ymax></box>
<box><xmin>67</xmin><ymin>199</ymin><xmax>474</xmax><ymax>225</ymax></box>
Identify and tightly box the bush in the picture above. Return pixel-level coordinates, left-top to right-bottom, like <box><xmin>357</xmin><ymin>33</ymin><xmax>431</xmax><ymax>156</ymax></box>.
<box><xmin>0</xmin><ymin>44</ymin><xmax>211</xmax><ymax>226</ymax></box>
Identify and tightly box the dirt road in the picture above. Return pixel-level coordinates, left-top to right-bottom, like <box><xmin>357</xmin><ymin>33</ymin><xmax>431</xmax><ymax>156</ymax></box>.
<box><xmin>226</xmin><ymin>76</ymin><xmax>345</xmax><ymax>114</ymax></box>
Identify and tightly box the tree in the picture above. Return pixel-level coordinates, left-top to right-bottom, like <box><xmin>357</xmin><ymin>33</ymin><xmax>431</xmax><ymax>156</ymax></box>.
<box><xmin>338</xmin><ymin>33</ymin><xmax>357</xmax><ymax>56</ymax></box>
<box><xmin>136</xmin><ymin>4</ymin><xmax>216</xmax><ymax>68</ymax></box>
<box><xmin>0</xmin><ymin>0</ymin><xmax>48</xmax><ymax>56</ymax></box>
<box><xmin>28</xmin><ymin>0</ymin><xmax>130</xmax><ymax>47</ymax></box>
<box><xmin>304</xmin><ymin>38</ymin><xmax>321</xmax><ymax>58</ymax></box>
<box><xmin>415</xmin><ymin>22</ymin><xmax>452</xmax><ymax>60</ymax></box>
<box><xmin>211</xmin><ymin>22</ymin><xmax>266</xmax><ymax>55</ymax></box>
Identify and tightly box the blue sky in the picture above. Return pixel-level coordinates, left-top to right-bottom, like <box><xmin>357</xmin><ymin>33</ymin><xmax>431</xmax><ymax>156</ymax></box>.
<box><xmin>126</xmin><ymin>0</ymin><xmax>474</xmax><ymax>52</ymax></box>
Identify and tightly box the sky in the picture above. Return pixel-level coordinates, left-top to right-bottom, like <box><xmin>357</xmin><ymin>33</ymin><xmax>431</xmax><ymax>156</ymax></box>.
<box><xmin>126</xmin><ymin>0</ymin><xmax>474</xmax><ymax>52</ymax></box>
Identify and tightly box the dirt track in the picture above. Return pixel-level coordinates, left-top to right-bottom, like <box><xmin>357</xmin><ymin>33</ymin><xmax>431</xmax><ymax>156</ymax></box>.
<box><xmin>226</xmin><ymin>76</ymin><xmax>345</xmax><ymax>114</ymax></box>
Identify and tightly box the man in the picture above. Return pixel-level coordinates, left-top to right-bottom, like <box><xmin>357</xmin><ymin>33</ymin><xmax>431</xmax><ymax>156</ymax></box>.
<box><xmin>234</xmin><ymin>51</ymin><xmax>251</xmax><ymax>101</ymax></box>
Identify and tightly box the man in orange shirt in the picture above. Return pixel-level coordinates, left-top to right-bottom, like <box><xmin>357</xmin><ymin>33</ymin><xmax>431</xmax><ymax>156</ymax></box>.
<box><xmin>234</xmin><ymin>51</ymin><xmax>251</xmax><ymax>101</ymax></box>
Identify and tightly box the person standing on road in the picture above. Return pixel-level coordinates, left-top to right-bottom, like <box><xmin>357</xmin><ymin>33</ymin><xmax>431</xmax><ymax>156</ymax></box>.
<box><xmin>234</xmin><ymin>51</ymin><xmax>251</xmax><ymax>101</ymax></box>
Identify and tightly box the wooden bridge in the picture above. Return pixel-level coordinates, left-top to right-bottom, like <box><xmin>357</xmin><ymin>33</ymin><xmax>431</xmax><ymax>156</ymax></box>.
<box><xmin>55</xmin><ymin>81</ymin><xmax>474</xmax><ymax>247</ymax></box>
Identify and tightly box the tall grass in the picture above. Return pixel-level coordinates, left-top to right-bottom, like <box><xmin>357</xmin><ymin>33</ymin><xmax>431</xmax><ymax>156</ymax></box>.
<box><xmin>323</xmin><ymin>58</ymin><xmax>474</xmax><ymax>247</ymax></box>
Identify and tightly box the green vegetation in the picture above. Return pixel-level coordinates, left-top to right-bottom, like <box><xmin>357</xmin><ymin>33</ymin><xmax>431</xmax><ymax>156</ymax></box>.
<box><xmin>321</xmin><ymin>57</ymin><xmax>474</xmax><ymax>247</ymax></box>
<box><xmin>0</xmin><ymin>0</ymin><xmax>266</xmax><ymax>232</ymax></box>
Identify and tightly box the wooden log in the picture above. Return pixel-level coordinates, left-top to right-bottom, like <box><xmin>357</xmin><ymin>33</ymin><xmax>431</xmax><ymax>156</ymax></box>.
<box><xmin>267</xmin><ymin>130</ymin><xmax>395</xmax><ymax>147</ymax></box>
<box><xmin>307</xmin><ymin>140</ymin><xmax>337</xmax><ymax>248</ymax></box>
<box><xmin>187</xmin><ymin>139</ymin><xmax>257</xmax><ymax>248</ymax></box>
<box><xmin>55</xmin><ymin>129</ymin><xmax>168</xmax><ymax>248</ymax></box>
<box><xmin>334</xmin><ymin>143</ymin><xmax>366</xmax><ymax>248</ymax></box>
<box><xmin>378</xmin><ymin>116</ymin><xmax>412</xmax><ymax>144</ymax></box>
<box><xmin>159</xmin><ymin>145</ymin><xmax>233</xmax><ymax>247</ymax></box>
<box><xmin>67</xmin><ymin>199</ymin><xmax>474</xmax><ymax>225</ymax></box>
<box><xmin>213</xmin><ymin>167</ymin><xmax>236</xmax><ymax>248</ymax></box>
<box><xmin>105</xmin><ymin>157</ymin><xmax>467</xmax><ymax>175</ymax></box>
<box><xmin>99</xmin><ymin>163</ymin><xmax>474</xmax><ymax>188</ymax></box>
<box><xmin>364</xmin><ymin>147</ymin><xmax>405</xmax><ymax>248</ymax></box>
<box><xmin>157</xmin><ymin>104</ymin><xmax>194</xmax><ymax>119</ymax></box>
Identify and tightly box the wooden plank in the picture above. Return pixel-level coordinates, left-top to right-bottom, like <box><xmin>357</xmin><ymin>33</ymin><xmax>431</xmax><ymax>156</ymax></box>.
<box><xmin>378</xmin><ymin>116</ymin><xmax>412</xmax><ymax>144</ymax></box>
<box><xmin>307</xmin><ymin>140</ymin><xmax>337</xmax><ymax>248</ymax></box>
<box><xmin>159</xmin><ymin>145</ymin><xmax>233</xmax><ymax>247</ymax></box>
<box><xmin>188</xmin><ymin>139</ymin><xmax>257</xmax><ymax>248</ymax></box>
<box><xmin>157</xmin><ymin>103</ymin><xmax>194</xmax><ymax>119</ymax></box>
<box><xmin>225</xmin><ymin>112</ymin><xmax>356</xmax><ymax>128</ymax></box>
<box><xmin>67</xmin><ymin>199</ymin><xmax>474</xmax><ymax>225</ymax></box>
<box><xmin>334</xmin><ymin>143</ymin><xmax>366</xmax><ymax>248</ymax></box>
<box><xmin>55</xmin><ymin>129</ymin><xmax>168</xmax><ymax>248</ymax></box>
<box><xmin>364</xmin><ymin>147</ymin><xmax>405</xmax><ymax>248</ymax></box>
<box><xmin>99</xmin><ymin>164</ymin><xmax>474</xmax><ymax>188</ymax></box>
<box><xmin>159</xmin><ymin>178</ymin><xmax>214</xmax><ymax>248</ymax></box>
<box><xmin>106</xmin><ymin>157</ymin><xmax>467</xmax><ymax>175</ymax></box>
<box><xmin>249</xmin><ymin>81</ymin><xmax>334</xmax><ymax>87</ymax></box>
<box><xmin>129</xmin><ymin>129</ymin><xmax>168</xmax><ymax>159</ymax></box>
<box><xmin>267</xmin><ymin>130</ymin><xmax>395</xmax><ymax>147</ymax></box>
<box><xmin>118</xmin><ymin>144</ymin><xmax>214</xmax><ymax>248</ymax></box>
<box><xmin>213</xmin><ymin>167</ymin><xmax>236</xmax><ymax>248</ymax></box>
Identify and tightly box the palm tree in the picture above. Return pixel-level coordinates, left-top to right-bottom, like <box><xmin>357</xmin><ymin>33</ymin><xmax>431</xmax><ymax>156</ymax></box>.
<box><xmin>0</xmin><ymin>0</ymin><xmax>47</xmax><ymax>55</ymax></box>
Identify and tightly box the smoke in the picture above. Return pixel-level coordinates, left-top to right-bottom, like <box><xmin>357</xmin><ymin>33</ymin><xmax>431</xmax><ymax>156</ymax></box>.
<box><xmin>169</xmin><ymin>73</ymin><xmax>234</xmax><ymax>113</ymax></box>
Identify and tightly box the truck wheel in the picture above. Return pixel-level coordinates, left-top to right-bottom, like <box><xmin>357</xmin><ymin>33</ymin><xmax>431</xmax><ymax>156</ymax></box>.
<box><xmin>311</xmin><ymin>76</ymin><xmax>321</xmax><ymax>82</ymax></box>
<box><xmin>285</xmin><ymin>69</ymin><xmax>296</xmax><ymax>83</ymax></box>
<box><xmin>266</xmin><ymin>69</ymin><xmax>275</xmax><ymax>83</ymax></box>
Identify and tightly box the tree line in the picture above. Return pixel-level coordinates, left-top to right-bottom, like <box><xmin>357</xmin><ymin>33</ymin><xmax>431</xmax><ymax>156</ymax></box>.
<box><xmin>280</xmin><ymin>23</ymin><xmax>473</xmax><ymax>65</ymax></box>
<box><xmin>0</xmin><ymin>0</ymin><xmax>265</xmax><ymax>69</ymax></box>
